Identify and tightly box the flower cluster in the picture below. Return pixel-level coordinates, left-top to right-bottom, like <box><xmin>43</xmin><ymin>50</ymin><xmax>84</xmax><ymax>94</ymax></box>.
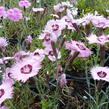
<box><xmin>0</xmin><ymin>48</ymin><xmax>45</xmax><ymax>106</ymax></box>
<box><xmin>1</xmin><ymin>0</ymin><xmax>109</xmax><ymax>108</ymax></box>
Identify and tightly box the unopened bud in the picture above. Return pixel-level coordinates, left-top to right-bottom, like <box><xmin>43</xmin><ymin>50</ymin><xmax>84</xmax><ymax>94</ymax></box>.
<box><xmin>57</xmin><ymin>65</ymin><xmax>63</xmax><ymax>76</ymax></box>
<box><xmin>67</xmin><ymin>51</ymin><xmax>79</xmax><ymax>64</ymax></box>
<box><xmin>51</xmin><ymin>41</ymin><xmax>58</xmax><ymax>58</ymax></box>
<box><xmin>72</xmin><ymin>23</ymin><xmax>80</xmax><ymax>32</ymax></box>
<box><xmin>59</xmin><ymin>74</ymin><xmax>67</xmax><ymax>88</ymax></box>
<box><xmin>59</xmin><ymin>36</ymin><xmax>65</xmax><ymax>49</ymax></box>
<box><xmin>85</xmin><ymin>24</ymin><xmax>91</xmax><ymax>36</ymax></box>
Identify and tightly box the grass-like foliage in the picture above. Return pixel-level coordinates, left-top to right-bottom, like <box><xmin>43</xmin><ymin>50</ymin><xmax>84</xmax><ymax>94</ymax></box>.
<box><xmin>0</xmin><ymin>0</ymin><xmax>109</xmax><ymax>109</ymax></box>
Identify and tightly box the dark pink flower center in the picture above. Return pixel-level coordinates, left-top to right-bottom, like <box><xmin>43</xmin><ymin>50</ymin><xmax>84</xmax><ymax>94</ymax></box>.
<box><xmin>0</xmin><ymin>89</ymin><xmax>5</xmax><ymax>98</ymax></box>
<box><xmin>106</xmin><ymin>37</ymin><xmax>109</xmax><ymax>40</ymax></box>
<box><xmin>20</xmin><ymin>64</ymin><xmax>32</xmax><ymax>74</ymax></box>
<box><xmin>98</xmin><ymin>22</ymin><xmax>105</xmax><ymax>27</ymax></box>
<box><xmin>49</xmin><ymin>51</ymin><xmax>54</xmax><ymax>56</ymax></box>
<box><xmin>45</xmin><ymin>34</ymin><xmax>50</xmax><ymax>41</ymax></box>
<box><xmin>76</xmin><ymin>43</ymin><xmax>86</xmax><ymax>50</ymax></box>
<box><xmin>52</xmin><ymin>24</ymin><xmax>59</xmax><ymax>31</ymax></box>
<box><xmin>97</xmin><ymin>37</ymin><xmax>105</xmax><ymax>42</ymax></box>
<box><xmin>34</xmin><ymin>52</ymin><xmax>40</xmax><ymax>56</ymax></box>
<box><xmin>8</xmin><ymin>72</ymin><xmax>12</xmax><ymax>79</ymax></box>
<box><xmin>97</xmin><ymin>71</ymin><xmax>107</xmax><ymax>78</ymax></box>
<box><xmin>65</xmin><ymin>19</ymin><xmax>71</xmax><ymax>23</ymax></box>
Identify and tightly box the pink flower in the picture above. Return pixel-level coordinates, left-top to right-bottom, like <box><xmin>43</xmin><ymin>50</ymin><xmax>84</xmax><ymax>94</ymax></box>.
<box><xmin>65</xmin><ymin>40</ymin><xmax>92</xmax><ymax>59</ymax></box>
<box><xmin>13</xmin><ymin>51</ymin><xmax>29</xmax><ymax>61</ymax></box>
<box><xmin>59</xmin><ymin>74</ymin><xmax>67</xmax><ymax>87</ymax></box>
<box><xmin>0</xmin><ymin>80</ymin><xmax>13</xmax><ymax>104</ymax></box>
<box><xmin>39</xmin><ymin>32</ymin><xmax>57</xmax><ymax>47</ymax></box>
<box><xmin>67</xmin><ymin>8</ymin><xmax>78</xmax><ymax>17</ymax></box>
<box><xmin>90</xmin><ymin>66</ymin><xmax>109</xmax><ymax>82</ymax></box>
<box><xmin>32</xmin><ymin>8</ymin><xmax>44</xmax><ymax>12</ymax></box>
<box><xmin>54</xmin><ymin>2</ymin><xmax>72</xmax><ymax>12</ymax></box>
<box><xmin>61</xmin><ymin>1</ymin><xmax>72</xmax><ymax>8</ymax></box>
<box><xmin>3</xmin><ymin>68</ymin><xmax>14</xmax><ymax>85</ymax></box>
<box><xmin>0</xmin><ymin>37</ymin><xmax>7</xmax><ymax>48</ymax></box>
<box><xmin>87</xmin><ymin>34</ymin><xmax>109</xmax><ymax>45</ymax></box>
<box><xmin>61</xmin><ymin>16</ymin><xmax>75</xmax><ymax>30</ymax></box>
<box><xmin>82</xmin><ymin>13</ymin><xmax>95</xmax><ymax>25</ymax></box>
<box><xmin>26</xmin><ymin>35</ymin><xmax>32</xmax><ymax>44</ymax></box>
<box><xmin>19</xmin><ymin>0</ymin><xmax>31</xmax><ymax>8</ymax></box>
<box><xmin>54</xmin><ymin>3</ymin><xmax>65</xmax><ymax>12</ymax></box>
<box><xmin>10</xmin><ymin>56</ymin><xmax>42</xmax><ymax>83</ymax></box>
<box><xmin>91</xmin><ymin>16</ymin><xmax>109</xmax><ymax>28</ymax></box>
<box><xmin>44</xmin><ymin>47</ymin><xmax>61</xmax><ymax>61</ymax></box>
<box><xmin>31</xmin><ymin>49</ymin><xmax>45</xmax><ymax>62</ymax></box>
<box><xmin>0</xmin><ymin>7</ymin><xmax>6</xmax><ymax>19</ymax></box>
<box><xmin>7</xmin><ymin>8</ymin><xmax>23</xmax><ymax>22</ymax></box>
<box><xmin>44</xmin><ymin>20</ymin><xmax>65</xmax><ymax>37</ymax></box>
<box><xmin>0</xmin><ymin>105</ymin><xmax>8</xmax><ymax>109</ymax></box>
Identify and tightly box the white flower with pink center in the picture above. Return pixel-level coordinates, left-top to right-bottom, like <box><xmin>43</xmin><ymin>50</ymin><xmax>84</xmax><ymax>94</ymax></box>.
<box><xmin>65</xmin><ymin>40</ymin><xmax>93</xmax><ymax>59</ymax></box>
<box><xmin>39</xmin><ymin>32</ymin><xmax>58</xmax><ymax>47</ymax></box>
<box><xmin>87</xmin><ymin>34</ymin><xmax>109</xmax><ymax>45</ymax></box>
<box><xmin>31</xmin><ymin>49</ymin><xmax>45</xmax><ymax>62</ymax></box>
<box><xmin>39</xmin><ymin>31</ymin><xmax>58</xmax><ymax>47</ymax></box>
<box><xmin>91</xmin><ymin>66</ymin><xmax>109</xmax><ymax>82</ymax></box>
<box><xmin>54</xmin><ymin>2</ymin><xmax>72</xmax><ymax>13</ymax></box>
<box><xmin>10</xmin><ymin>56</ymin><xmax>42</xmax><ymax>83</ymax></box>
<box><xmin>3</xmin><ymin>67</ymin><xmax>14</xmax><ymax>85</ymax></box>
<box><xmin>61</xmin><ymin>1</ymin><xmax>72</xmax><ymax>8</ymax></box>
<box><xmin>0</xmin><ymin>80</ymin><xmax>13</xmax><ymax>104</ymax></box>
<box><xmin>61</xmin><ymin>16</ymin><xmax>75</xmax><ymax>30</ymax></box>
<box><xmin>91</xmin><ymin>16</ymin><xmax>109</xmax><ymax>28</ymax></box>
<box><xmin>54</xmin><ymin>3</ymin><xmax>65</xmax><ymax>12</ymax></box>
<box><xmin>44</xmin><ymin>47</ymin><xmax>61</xmax><ymax>61</ymax></box>
<box><xmin>82</xmin><ymin>13</ymin><xmax>95</xmax><ymax>25</ymax></box>
<box><xmin>44</xmin><ymin>20</ymin><xmax>66</xmax><ymax>37</ymax></box>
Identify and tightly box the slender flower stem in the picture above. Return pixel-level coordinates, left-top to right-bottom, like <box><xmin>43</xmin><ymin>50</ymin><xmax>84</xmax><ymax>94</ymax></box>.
<box><xmin>100</xmin><ymin>45</ymin><xmax>105</xmax><ymax>66</ymax></box>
